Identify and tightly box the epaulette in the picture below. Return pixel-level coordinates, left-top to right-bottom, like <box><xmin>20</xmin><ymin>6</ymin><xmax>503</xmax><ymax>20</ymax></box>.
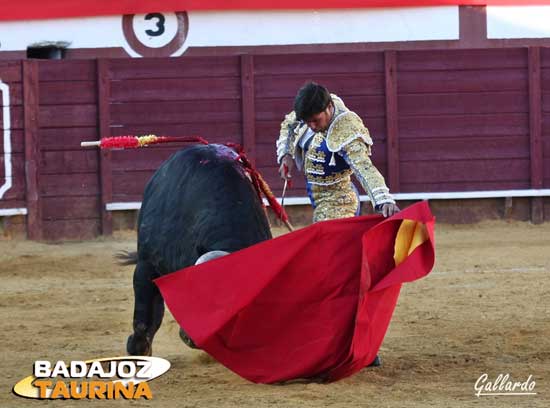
<box><xmin>326</xmin><ymin>111</ymin><xmax>373</xmax><ymax>153</ymax></box>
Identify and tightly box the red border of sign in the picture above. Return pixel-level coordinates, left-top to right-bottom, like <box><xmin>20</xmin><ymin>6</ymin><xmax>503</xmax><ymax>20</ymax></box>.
<box><xmin>1</xmin><ymin>1</ymin><xmax>550</xmax><ymax>22</ymax></box>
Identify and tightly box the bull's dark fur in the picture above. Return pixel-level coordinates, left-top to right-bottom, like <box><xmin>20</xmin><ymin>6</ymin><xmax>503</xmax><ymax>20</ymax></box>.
<box><xmin>126</xmin><ymin>144</ymin><xmax>272</xmax><ymax>355</ymax></box>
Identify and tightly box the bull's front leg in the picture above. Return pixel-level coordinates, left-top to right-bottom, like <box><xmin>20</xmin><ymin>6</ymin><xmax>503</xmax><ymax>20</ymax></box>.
<box><xmin>127</xmin><ymin>261</ymin><xmax>165</xmax><ymax>356</ymax></box>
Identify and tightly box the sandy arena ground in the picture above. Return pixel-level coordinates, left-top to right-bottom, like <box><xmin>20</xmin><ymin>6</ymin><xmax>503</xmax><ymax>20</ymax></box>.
<box><xmin>1</xmin><ymin>221</ymin><xmax>549</xmax><ymax>407</ymax></box>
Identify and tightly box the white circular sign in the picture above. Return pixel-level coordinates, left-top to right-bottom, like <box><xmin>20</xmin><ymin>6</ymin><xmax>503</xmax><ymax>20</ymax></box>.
<box><xmin>132</xmin><ymin>13</ymin><xmax>179</xmax><ymax>48</ymax></box>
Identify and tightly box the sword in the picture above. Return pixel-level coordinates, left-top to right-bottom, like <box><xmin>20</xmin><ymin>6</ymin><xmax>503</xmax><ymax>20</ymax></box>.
<box><xmin>281</xmin><ymin>179</ymin><xmax>288</xmax><ymax>209</ymax></box>
<box><xmin>279</xmin><ymin>164</ymin><xmax>293</xmax><ymax>230</ymax></box>
<box><xmin>281</xmin><ymin>164</ymin><xmax>292</xmax><ymax>209</ymax></box>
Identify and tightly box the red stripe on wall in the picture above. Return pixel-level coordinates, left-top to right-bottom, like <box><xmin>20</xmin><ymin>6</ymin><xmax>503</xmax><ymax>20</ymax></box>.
<box><xmin>2</xmin><ymin>1</ymin><xmax>550</xmax><ymax>22</ymax></box>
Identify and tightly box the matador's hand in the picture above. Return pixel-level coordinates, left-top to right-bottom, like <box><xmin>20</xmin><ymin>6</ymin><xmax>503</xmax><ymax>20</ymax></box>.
<box><xmin>279</xmin><ymin>155</ymin><xmax>294</xmax><ymax>181</ymax></box>
<box><xmin>381</xmin><ymin>203</ymin><xmax>400</xmax><ymax>218</ymax></box>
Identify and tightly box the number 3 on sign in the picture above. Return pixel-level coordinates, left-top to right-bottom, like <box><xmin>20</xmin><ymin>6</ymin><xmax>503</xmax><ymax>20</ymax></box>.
<box><xmin>145</xmin><ymin>13</ymin><xmax>166</xmax><ymax>37</ymax></box>
<box><xmin>122</xmin><ymin>12</ymin><xmax>189</xmax><ymax>57</ymax></box>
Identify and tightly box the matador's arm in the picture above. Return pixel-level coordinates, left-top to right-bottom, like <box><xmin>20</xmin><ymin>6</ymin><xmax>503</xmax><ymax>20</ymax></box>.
<box><xmin>276</xmin><ymin>111</ymin><xmax>301</xmax><ymax>164</ymax></box>
<box><xmin>327</xmin><ymin>111</ymin><xmax>395</xmax><ymax>210</ymax></box>
<box><xmin>340</xmin><ymin>139</ymin><xmax>395</xmax><ymax>210</ymax></box>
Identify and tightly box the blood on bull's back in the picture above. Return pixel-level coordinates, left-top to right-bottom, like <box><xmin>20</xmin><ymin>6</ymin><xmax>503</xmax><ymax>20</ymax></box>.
<box><xmin>125</xmin><ymin>143</ymin><xmax>272</xmax><ymax>355</ymax></box>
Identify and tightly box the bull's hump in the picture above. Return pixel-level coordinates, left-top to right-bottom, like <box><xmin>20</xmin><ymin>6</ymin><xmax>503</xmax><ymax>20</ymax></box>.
<box><xmin>210</xmin><ymin>144</ymin><xmax>239</xmax><ymax>161</ymax></box>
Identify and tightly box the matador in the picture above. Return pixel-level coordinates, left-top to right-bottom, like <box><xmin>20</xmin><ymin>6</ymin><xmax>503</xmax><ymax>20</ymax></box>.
<box><xmin>276</xmin><ymin>82</ymin><xmax>399</xmax><ymax>222</ymax></box>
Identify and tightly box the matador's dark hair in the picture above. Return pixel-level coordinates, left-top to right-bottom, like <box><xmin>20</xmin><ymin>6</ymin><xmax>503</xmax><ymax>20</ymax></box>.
<box><xmin>294</xmin><ymin>82</ymin><xmax>332</xmax><ymax>121</ymax></box>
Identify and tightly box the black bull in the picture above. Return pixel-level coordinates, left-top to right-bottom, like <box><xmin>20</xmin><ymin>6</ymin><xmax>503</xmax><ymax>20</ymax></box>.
<box><xmin>122</xmin><ymin>144</ymin><xmax>272</xmax><ymax>355</ymax></box>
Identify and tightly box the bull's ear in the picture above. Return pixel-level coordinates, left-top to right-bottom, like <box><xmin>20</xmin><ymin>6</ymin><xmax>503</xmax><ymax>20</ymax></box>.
<box><xmin>195</xmin><ymin>250</ymin><xmax>230</xmax><ymax>265</ymax></box>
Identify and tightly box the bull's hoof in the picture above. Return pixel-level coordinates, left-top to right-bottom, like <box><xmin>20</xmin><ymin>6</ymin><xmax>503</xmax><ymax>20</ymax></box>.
<box><xmin>127</xmin><ymin>332</ymin><xmax>152</xmax><ymax>356</ymax></box>
<box><xmin>179</xmin><ymin>328</ymin><xmax>199</xmax><ymax>349</ymax></box>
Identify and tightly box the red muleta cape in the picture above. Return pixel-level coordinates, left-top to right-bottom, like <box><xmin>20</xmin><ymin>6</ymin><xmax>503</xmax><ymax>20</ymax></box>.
<box><xmin>155</xmin><ymin>201</ymin><xmax>435</xmax><ymax>383</ymax></box>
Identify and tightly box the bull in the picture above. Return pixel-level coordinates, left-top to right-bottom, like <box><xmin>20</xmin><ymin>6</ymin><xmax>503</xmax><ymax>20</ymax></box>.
<box><xmin>121</xmin><ymin>144</ymin><xmax>272</xmax><ymax>356</ymax></box>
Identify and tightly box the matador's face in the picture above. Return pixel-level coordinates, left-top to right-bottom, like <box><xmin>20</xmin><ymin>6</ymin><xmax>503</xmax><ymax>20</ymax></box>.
<box><xmin>305</xmin><ymin>103</ymin><xmax>334</xmax><ymax>133</ymax></box>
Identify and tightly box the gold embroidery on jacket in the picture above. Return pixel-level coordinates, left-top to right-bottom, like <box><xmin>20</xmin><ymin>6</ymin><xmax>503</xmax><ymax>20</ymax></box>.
<box><xmin>306</xmin><ymin>149</ymin><xmax>326</xmax><ymax>163</ymax></box>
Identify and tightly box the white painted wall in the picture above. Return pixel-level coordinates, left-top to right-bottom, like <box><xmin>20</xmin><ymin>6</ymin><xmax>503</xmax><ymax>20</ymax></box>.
<box><xmin>187</xmin><ymin>7</ymin><xmax>458</xmax><ymax>46</ymax></box>
<box><xmin>0</xmin><ymin>7</ymin><xmax>458</xmax><ymax>57</ymax></box>
<box><xmin>0</xmin><ymin>80</ymin><xmax>12</xmax><ymax>200</ymax></box>
<box><xmin>487</xmin><ymin>6</ymin><xmax>550</xmax><ymax>39</ymax></box>
<box><xmin>0</xmin><ymin>16</ymin><xmax>126</xmax><ymax>50</ymax></box>
<box><xmin>3</xmin><ymin>7</ymin><xmax>550</xmax><ymax>54</ymax></box>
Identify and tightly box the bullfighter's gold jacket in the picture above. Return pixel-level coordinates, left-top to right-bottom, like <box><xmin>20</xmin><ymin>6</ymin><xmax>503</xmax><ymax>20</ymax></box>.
<box><xmin>276</xmin><ymin>94</ymin><xmax>395</xmax><ymax>222</ymax></box>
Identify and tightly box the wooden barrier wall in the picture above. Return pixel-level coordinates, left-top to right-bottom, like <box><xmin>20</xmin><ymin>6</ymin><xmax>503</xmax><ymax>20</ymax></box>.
<box><xmin>1</xmin><ymin>47</ymin><xmax>549</xmax><ymax>239</ymax></box>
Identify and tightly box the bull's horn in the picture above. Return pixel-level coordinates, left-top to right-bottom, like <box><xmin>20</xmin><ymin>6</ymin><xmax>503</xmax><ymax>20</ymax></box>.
<box><xmin>195</xmin><ymin>250</ymin><xmax>230</xmax><ymax>265</ymax></box>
